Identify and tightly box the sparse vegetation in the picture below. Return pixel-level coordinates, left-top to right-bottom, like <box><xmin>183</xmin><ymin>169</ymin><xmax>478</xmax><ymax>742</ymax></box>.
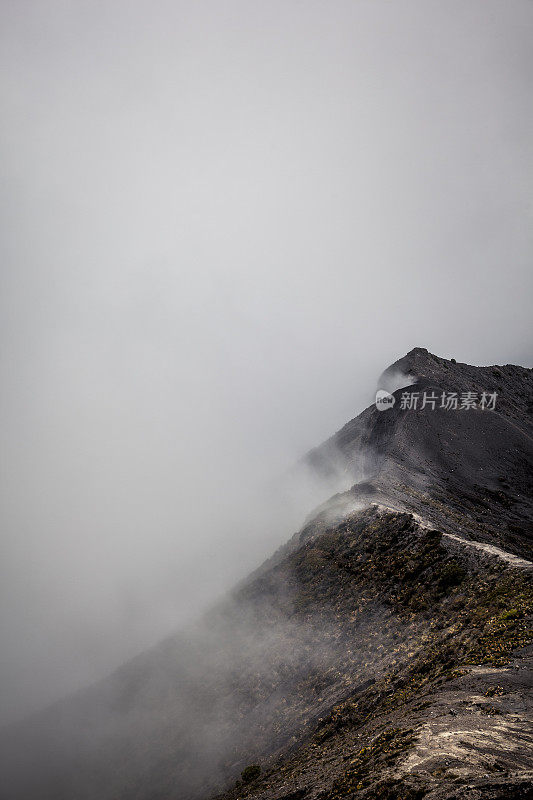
<box><xmin>329</xmin><ymin>728</ymin><xmax>417</xmax><ymax>796</ymax></box>
<box><xmin>241</xmin><ymin>764</ymin><xmax>261</xmax><ymax>783</ymax></box>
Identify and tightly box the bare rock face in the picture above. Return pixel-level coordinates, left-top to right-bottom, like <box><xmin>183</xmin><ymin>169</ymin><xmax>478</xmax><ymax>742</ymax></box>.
<box><xmin>1</xmin><ymin>350</ymin><xmax>532</xmax><ymax>800</ymax></box>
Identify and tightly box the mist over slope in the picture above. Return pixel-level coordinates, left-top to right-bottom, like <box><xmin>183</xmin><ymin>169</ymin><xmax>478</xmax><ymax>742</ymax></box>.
<box><xmin>305</xmin><ymin>347</ymin><xmax>533</xmax><ymax>560</ymax></box>
<box><xmin>2</xmin><ymin>0</ymin><xmax>533</xmax><ymax>732</ymax></box>
<box><xmin>1</xmin><ymin>349</ymin><xmax>532</xmax><ymax>800</ymax></box>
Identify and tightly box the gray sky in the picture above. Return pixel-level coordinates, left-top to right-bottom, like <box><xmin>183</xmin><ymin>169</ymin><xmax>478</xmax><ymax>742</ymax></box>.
<box><xmin>1</xmin><ymin>0</ymin><xmax>532</xmax><ymax>724</ymax></box>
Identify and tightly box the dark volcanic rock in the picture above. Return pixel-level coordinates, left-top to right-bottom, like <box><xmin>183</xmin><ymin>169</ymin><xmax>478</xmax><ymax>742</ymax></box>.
<box><xmin>305</xmin><ymin>347</ymin><xmax>533</xmax><ymax>560</ymax></box>
<box><xmin>1</xmin><ymin>349</ymin><xmax>532</xmax><ymax>800</ymax></box>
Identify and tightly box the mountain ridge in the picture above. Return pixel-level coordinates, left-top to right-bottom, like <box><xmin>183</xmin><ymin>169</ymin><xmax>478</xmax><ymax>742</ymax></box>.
<box><xmin>2</xmin><ymin>349</ymin><xmax>532</xmax><ymax>800</ymax></box>
<box><xmin>303</xmin><ymin>347</ymin><xmax>533</xmax><ymax>561</ymax></box>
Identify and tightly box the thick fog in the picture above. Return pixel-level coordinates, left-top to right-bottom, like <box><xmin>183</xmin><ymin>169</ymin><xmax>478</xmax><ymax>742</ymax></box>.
<box><xmin>1</xmin><ymin>0</ymin><xmax>532</xmax><ymax>724</ymax></box>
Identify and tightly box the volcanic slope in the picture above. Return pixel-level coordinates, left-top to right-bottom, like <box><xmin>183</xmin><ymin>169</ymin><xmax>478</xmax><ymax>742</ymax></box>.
<box><xmin>1</xmin><ymin>349</ymin><xmax>532</xmax><ymax>800</ymax></box>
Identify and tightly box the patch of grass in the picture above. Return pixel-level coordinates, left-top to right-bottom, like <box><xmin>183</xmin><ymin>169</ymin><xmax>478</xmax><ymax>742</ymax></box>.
<box><xmin>484</xmin><ymin>685</ymin><xmax>506</xmax><ymax>697</ymax></box>
<box><xmin>465</xmin><ymin>576</ymin><xmax>533</xmax><ymax>665</ymax></box>
<box><xmin>500</xmin><ymin>608</ymin><xmax>520</xmax><ymax>621</ymax></box>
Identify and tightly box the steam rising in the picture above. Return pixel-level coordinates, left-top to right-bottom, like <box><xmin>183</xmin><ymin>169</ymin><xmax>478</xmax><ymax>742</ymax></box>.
<box><xmin>378</xmin><ymin>370</ymin><xmax>417</xmax><ymax>396</ymax></box>
<box><xmin>2</xmin><ymin>533</ymin><xmax>406</xmax><ymax>799</ymax></box>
